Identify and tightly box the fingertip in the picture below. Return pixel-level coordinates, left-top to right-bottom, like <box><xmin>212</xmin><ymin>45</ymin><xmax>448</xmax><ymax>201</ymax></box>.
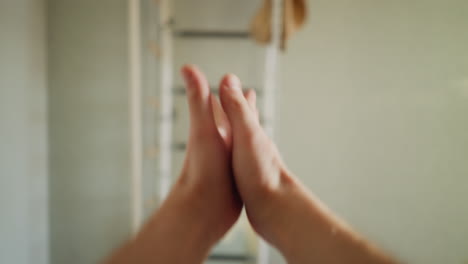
<box><xmin>220</xmin><ymin>74</ymin><xmax>241</xmax><ymax>92</ymax></box>
<box><xmin>181</xmin><ymin>64</ymin><xmax>211</xmax><ymax>98</ymax></box>
<box><xmin>181</xmin><ymin>64</ymin><xmax>195</xmax><ymax>86</ymax></box>
<box><xmin>181</xmin><ymin>64</ymin><xmax>190</xmax><ymax>75</ymax></box>
<box><xmin>181</xmin><ymin>64</ymin><xmax>195</xmax><ymax>75</ymax></box>
<box><xmin>226</xmin><ymin>74</ymin><xmax>241</xmax><ymax>90</ymax></box>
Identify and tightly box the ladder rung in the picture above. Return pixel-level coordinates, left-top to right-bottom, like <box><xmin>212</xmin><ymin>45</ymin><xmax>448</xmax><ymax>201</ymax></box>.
<box><xmin>208</xmin><ymin>253</ymin><xmax>254</xmax><ymax>262</ymax></box>
<box><xmin>172</xmin><ymin>142</ymin><xmax>186</xmax><ymax>151</ymax></box>
<box><xmin>174</xmin><ymin>30</ymin><xmax>250</xmax><ymax>39</ymax></box>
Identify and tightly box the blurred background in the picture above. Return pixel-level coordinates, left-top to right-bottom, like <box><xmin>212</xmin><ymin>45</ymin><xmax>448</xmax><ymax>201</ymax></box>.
<box><xmin>1</xmin><ymin>0</ymin><xmax>468</xmax><ymax>264</ymax></box>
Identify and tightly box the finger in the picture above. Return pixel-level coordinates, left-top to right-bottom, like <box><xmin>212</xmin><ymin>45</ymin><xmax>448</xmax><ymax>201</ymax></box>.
<box><xmin>219</xmin><ymin>74</ymin><xmax>259</xmax><ymax>137</ymax></box>
<box><xmin>181</xmin><ymin>65</ymin><xmax>216</xmax><ymax>133</ymax></box>
<box><xmin>211</xmin><ymin>94</ymin><xmax>232</xmax><ymax>148</ymax></box>
<box><xmin>243</xmin><ymin>89</ymin><xmax>260</xmax><ymax>121</ymax></box>
<box><xmin>244</xmin><ymin>90</ymin><xmax>257</xmax><ymax>111</ymax></box>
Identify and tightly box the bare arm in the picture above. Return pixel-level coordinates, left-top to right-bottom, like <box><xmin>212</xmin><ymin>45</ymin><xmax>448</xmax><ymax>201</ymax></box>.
<box><xmin>104</xmin><ymin>191</ymin><xmax>216</xmax><ymax>264</ymax></box>
<box><xmin>263</xmin><ymin>174</ymin><xmax>396</xmax><ymax>264</ymax></box>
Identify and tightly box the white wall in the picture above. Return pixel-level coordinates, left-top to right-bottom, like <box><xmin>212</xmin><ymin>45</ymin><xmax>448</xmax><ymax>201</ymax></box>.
<box><xmin>278</xmin><ymin>1</ymin><xmax>468</xmax><ymax>263</ymax></box>
<box><xmin>0</xmin><ymin>1</ymin><xmax>49</xmax><ymax>263</ymax></box>
<box><xmin>47</xmin><ymin>0</ymin><xmax>132</xmax><ymax>263</ymax></box>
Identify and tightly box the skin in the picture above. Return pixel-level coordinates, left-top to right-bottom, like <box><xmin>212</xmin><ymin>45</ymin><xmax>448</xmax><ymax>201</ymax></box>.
<box><xmin>104</xmin><ymin>65</ymin><xmax>398</xmax><ymax>264</ymax></box>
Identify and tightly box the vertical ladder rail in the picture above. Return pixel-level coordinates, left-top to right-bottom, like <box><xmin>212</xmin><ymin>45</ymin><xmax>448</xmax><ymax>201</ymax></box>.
<box><xmin>262</xmin><ymin>0</ymin><xmax>283</xmax><ymax>137</ymax></box>
<box><xmin>158</xmin><ymin>0</ymin><xmax>174</xmax><ymax>202</ymax></box>
<box><xmin>258</xmin><ymin>0</ymin><xmax>284</xmax><ymax>263</ymax></box>
<box><xmin>128</xmin><ymin>0</ymin><xmax>143</xmax><ymax>234</ymax></box>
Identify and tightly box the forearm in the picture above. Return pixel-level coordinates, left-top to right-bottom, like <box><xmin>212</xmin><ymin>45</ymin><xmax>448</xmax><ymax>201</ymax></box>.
<box><xmin>266</xmin><ymin>171</ymin><xmax>397</xmax><ymax>264</ymax></box>
<box><xmin>104</xmin><ymin>190</ymin><xmax>214</xmax><ymax>264</ymax></box>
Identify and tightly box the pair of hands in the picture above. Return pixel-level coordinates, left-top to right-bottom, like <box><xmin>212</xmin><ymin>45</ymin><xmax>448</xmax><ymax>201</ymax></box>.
<box><xmin>171</xmin><ymin>65</ymin><xmax>291</xmax><ymax>248</ymax></box>
<box><xmin>107</xmin><ymin>65</ymin><xmax>397</xmax><ymax>264</ymax></box>
<box><xmin>106</xmin><ymin>65</ymin><xmax>295</xmax><ymax>264</ymax></box>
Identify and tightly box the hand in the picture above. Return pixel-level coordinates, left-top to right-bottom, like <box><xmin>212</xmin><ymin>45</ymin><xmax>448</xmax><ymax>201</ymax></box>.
<box><xmin>166</xmin><ymin>65</ymin><xmax>242</xmax><ymax>243</ymax></box>
<box><xmin>218</xmin><ymin>74</ymin><xmax>295</xmax><ymax>245</ymax></box>
<box><xmin>218</xmin><ymin>74</ymin><xmax>398</xmax><ymax>264</ymax></box>
<box><xmin>105</xmin><ymin>65</ymin><xmax>243</xmax><ymax>264</ymax></box>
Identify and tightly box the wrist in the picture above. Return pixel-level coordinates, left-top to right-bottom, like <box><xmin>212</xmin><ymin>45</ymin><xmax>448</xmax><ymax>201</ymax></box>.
<box><xmin>133</xmin><ymin>187</ymin><xmax>215</xmax><ymax>262</ymax></box>
<box><xmin>162</xmin><ymin>183</ymin><xmax>221</xmax><ymax>245</ymax></box>
<box><xmin>245</xmin><ymin>168</ymin><xmax>302</xmax><ymax>244</ymax></box>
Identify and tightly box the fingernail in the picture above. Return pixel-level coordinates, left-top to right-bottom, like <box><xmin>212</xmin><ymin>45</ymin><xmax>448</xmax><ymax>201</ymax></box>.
<box><xmin>226</xmin><ymin>74</ymin><xmax>241</xmax><ymax>90</ymax></box>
